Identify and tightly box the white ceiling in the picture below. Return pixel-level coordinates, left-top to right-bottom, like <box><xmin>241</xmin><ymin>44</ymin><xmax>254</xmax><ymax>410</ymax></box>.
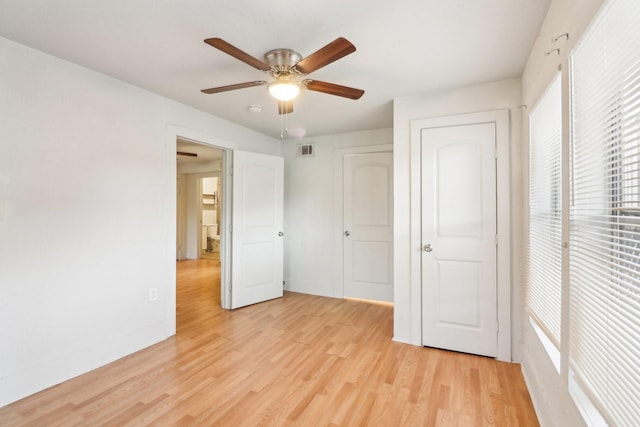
<box><xmin>0</xmin><ymin>0</ymin><xmax>550</xmax><ymax>139</ymax></box>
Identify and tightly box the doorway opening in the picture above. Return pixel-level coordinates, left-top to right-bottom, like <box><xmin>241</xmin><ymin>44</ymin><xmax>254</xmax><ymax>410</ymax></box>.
<box><xmin>199</xmin><ymin>176</ymin><xmax>221</xmax><ymax>261</ymax></box>
<box><xmin>176</xmin><ymin>138</ymin><xmax>228</xmax><ymax>322</ymax></box>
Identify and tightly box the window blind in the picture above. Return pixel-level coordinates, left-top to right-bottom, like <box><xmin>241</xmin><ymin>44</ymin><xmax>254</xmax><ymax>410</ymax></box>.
<box><xmin>569</xmin><ymin>0</ymin><xmax>640</xmax><ymax>425</ymax></box>
<box><xmin>528</xmin><ymin>73</ymin><xmax>563</xmax><ymax>347</ymax></box>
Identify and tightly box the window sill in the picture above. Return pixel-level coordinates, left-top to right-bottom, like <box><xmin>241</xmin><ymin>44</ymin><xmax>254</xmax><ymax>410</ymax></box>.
<box><xmin>568</xmin><ymin>371</ymin><xmax>608</xmax><ymax>427</ymax></box>
<box><xmin>529</xmin><ymin>316</ymin><xmax>560</xmax><ymax>374</ymax></box>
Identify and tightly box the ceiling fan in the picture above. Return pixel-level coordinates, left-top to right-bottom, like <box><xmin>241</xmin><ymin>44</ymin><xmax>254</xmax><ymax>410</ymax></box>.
<box><xmin>201</xmin><ymin>37</ymin><xmax>364</xmax><ymax>115</ymax></box>
<box><xmin>176</xmin><ymin>151</ymin><xmax>197</xmax><ymax>157</ymax></box>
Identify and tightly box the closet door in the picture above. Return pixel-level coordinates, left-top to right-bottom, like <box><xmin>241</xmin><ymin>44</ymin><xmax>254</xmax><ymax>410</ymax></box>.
<box><xmin>343</xmin><ymin>152</ymin><xmax>394</xmax><ymax>302</ymax></box>
<box><xmin>421</xmin><ymin>123</ymin><xmax>497</xmax><ymax>357</ymax></box>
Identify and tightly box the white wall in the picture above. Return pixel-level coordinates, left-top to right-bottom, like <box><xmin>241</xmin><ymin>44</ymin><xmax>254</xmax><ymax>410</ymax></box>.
<box><xmin>176</xmin><ymin>174</ymin><xmax>188</xmax><ymax>259</ymax></box>
<box><xmin>519</xmin><ymin>1</ymin><xmax>603</xmax><ymax>425</ymax></box>
<box><xmin>282</xmin><ymin>129</ymin><xmax>392</xmax><ymax>298</ymax></box>
<box><xmin>185</xmin><ymin>174</ymin><xmax>201</xmax><ymax>259</ymax></box>
<box><xmin>0</xmin><ymin>36</ymin><xmax>280</xmax><ymax>407</ymax></box>
<box><xmin>393</xmin><ymin>78</ymin><xmax>524</xmax><ymax>360</ymax></box>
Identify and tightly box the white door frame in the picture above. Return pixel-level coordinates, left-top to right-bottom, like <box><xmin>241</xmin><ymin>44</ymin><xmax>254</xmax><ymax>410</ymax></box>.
<box><xmin>333</xmin><ymin>144</ymin><xmax>393</xmax><ymax>298</ymax></box>
<box><xmin>166</xmin><ymin>126</ymin><xmax>236</xmax><ymax>336</ymax></box>
<box><xmin>410</xmin><ymin>110</ymin><xmax>511</xmax><ymax>361</ymax></box>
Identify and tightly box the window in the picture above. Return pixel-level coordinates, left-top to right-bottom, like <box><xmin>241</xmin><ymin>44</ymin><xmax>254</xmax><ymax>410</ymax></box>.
<box><xmin>528</xmin><ymin>73</ymin><xmax>563</xmax><ymax>348</ymax></box>
<box><xmin>569</xmin><ymin>0</ymin><xmax>640</xmax><ymax>424</ymax></box>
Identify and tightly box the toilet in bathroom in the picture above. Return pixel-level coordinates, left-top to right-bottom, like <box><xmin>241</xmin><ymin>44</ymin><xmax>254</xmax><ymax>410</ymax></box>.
<box><xmin>202</xmin><ymin>210</ymin><xmax>219</xmax><ymax>252</ymax></box>
<box><xmin>206</xmin><ymin>225</ymin><xmax>219</xmax><ymax>252</ymax></box>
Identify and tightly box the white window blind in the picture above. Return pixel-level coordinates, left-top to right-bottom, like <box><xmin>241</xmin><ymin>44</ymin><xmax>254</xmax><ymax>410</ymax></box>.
<box><xmin>528</xmin><ymin>73</ymin><xmax>563</xmax><ymax>347</ymax></box>
<box><xmin>569</xmin><ymin>0</ymin><xmax>640</xmax><ymax>425</ymax></box>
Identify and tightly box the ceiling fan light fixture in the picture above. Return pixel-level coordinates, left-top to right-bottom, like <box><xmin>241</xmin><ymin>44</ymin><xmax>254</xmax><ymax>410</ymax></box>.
<box><xmin>268</xmin><ymin>80</ymin><xmax>300</xmax><ymax>101</ymax></box>
<box><xmin>202</xmin><ymin>38</ymin><xmax>365</xmax><ymax>122</ymax></box>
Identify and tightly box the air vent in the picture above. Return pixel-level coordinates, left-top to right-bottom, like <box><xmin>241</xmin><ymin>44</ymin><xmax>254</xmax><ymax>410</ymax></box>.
<box><xmin>297</xmin><ymin>144</ymin><xmax>314</xmax><ymax>158</ymax></box>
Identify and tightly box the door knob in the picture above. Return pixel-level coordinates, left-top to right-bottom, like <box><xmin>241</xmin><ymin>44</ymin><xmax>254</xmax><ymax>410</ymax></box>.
<box><xmin>344</xmin><ymin>230</ymin><xmax>351</xmax><ymax>237</ymax></box>
<box><xmin>423</xmin><ymin>243</ymin><xmax>433</xmax><ymax>252</ymax></box>
<box><xmin>278</xmin><ymin>231</ymin><xmax>284</xmax><ymax>237</ymax></box>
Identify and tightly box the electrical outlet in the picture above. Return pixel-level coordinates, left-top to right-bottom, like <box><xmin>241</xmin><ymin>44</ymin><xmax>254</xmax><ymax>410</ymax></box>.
<box><xmin>149</xmin><ymin>287</ymin><xmax>158</xmax><ymax>302</ymax></box>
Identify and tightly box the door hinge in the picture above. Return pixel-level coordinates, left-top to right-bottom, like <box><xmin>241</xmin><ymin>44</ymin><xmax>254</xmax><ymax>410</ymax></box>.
<box><xmin>496</xmin><ymin>320</ymin><xmax>500</xmax><ymax>333</ymax></box>
<box><xmin>495</xmin><ymin>234</ymin><xmax>499</xmax><ymax>246</ymax></box>
<box><xmin>494</xmin><ymin>146</ymin><xmax>498</xmax><ymax>159</ymax></box>
<box><xmin>229</xmin><ymin>224</ymin><xmax>233</xmax><ymax>233</ymax></box>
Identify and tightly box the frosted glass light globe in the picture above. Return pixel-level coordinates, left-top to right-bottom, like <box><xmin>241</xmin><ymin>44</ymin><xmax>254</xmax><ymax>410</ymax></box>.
<box><xmin>268</xmin><ymin>82</ymin><xmax>300</xmax><ymax>101</ymax></box>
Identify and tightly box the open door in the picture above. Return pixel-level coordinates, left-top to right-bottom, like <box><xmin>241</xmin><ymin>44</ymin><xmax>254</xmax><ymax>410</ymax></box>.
<box><xmin>231</xmin><ymin>150</ymin><xmax>284</xmax><ymax>309</ymax></box>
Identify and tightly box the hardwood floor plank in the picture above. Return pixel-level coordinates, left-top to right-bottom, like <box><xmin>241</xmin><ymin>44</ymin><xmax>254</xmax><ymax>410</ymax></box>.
<box><xmin>0</xmin><ymin>259</ymin><xmax>539</xmax><ymax>426</ymax></box>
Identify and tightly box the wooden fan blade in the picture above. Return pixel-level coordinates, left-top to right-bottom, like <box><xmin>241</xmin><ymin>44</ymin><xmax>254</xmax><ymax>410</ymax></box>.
<box><xmin>294</xmin><ymin>37</ymin><xmax>356</xmax><ymax>74</ymax></box>
<box><xmin>177</xmin><ymin>151</ymin><xmax>198</xmax><ymax>157</ymax></box>
<box><xmin>201</xmin><ymin>81</ymin><xmax>267</xmax><ymax>94</ymax></box>
<box><xmin>278</xmin><ymin>101</ymin><xmax>294</xmax><ymax>115</ymax></box>
<box><xmin>204</xmin><ymin>38</ymin><xmax>271</xmax><ymax>71</ymax></box>
<box><xmin>303</xmin><ymin>80</ymin><xmax>364</xmax><ymax>100</ymax></box>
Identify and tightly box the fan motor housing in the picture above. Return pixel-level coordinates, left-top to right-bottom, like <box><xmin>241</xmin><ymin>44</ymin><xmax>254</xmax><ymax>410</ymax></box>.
<box><xmin>264</xmin><ymin>49</ymin><xmax>302</xmax><ymax>70</ymax></box>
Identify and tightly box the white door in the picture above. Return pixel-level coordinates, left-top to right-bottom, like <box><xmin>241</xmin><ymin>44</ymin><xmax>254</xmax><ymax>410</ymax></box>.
<box><xmin>231</xmin><ymin>150</ymin><xmax>284</xmax><ymax>309</ymax></box>
<box><xmin>421</xmin><ymin>123</ymin><xmax>497</xmax><ymax>357</ymax></box>
<box><xmin>343</xmin><ymin>153</ymin><xmax>393</xmax><ymax>302</ymax></box>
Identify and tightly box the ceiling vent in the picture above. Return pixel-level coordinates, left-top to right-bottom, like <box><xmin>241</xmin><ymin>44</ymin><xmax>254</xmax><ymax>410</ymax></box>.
<box><xmin>297</xmin><ymin>144</ymin><xmax>315</xmax><ymax>158</ymax></box>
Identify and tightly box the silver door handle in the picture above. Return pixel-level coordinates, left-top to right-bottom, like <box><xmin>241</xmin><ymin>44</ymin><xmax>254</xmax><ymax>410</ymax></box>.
<box><xmin>423</xmin><ymin>244</ymin><xmax>432</xmax><ymax>252</ymax></box>
<box><xmin>344</xmin><ymin>230</ymin><xmax>350</xmax><ymax>237</ymax></box>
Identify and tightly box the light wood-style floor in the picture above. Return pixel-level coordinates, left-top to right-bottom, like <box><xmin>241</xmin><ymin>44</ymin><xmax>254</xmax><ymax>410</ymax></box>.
<box><xmin>0</xmin><ymin>259</ymin><xmax>539</xmax><ymax>426</ymax></box>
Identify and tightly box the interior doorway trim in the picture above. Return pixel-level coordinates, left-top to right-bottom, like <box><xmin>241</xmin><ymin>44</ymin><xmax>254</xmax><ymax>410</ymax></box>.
<box><xmin>332</xmin><ymin>143</ymin><xmax>393</xmax><ymax>298</ymax></box>
<box><xmin>166</xmin><ymin>126</ymin><xmax>235</xmax><ymax>336</ymax></box>
<box><xmin>409</xmin><ymin>110</ymin><xmax>512</xmax><ymax>361</ymax></box>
